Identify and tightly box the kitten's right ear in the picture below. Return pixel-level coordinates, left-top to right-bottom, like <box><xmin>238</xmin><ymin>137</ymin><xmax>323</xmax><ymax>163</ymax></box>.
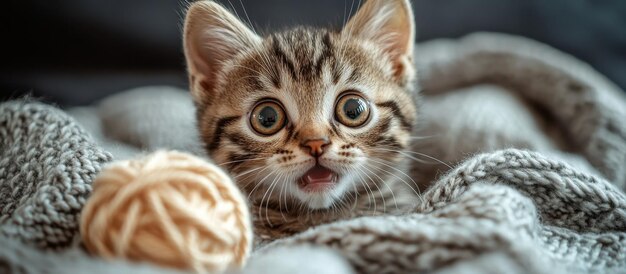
<box><xmin>183</xmin><ymin>1</ymin><xmax>261</xmax><ymax>104</ymax></box>
<box><xmin>343</xmin><ymin>0</ymin><xmax>415</xmax><ymax>86</ymax></box>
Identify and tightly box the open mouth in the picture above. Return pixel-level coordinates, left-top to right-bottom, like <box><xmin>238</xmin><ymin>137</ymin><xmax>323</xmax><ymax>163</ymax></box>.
<box><xmin>297</xmin><ymin>164</ymin><xmax>339</xmax><ymax>193</ymax></box>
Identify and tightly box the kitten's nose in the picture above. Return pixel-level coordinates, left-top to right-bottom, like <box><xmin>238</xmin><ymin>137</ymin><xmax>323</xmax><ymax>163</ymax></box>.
<box><xmin>301</xmin><ymin>138</ymin><xmax>330</xmax><ymax>157</ymax></box>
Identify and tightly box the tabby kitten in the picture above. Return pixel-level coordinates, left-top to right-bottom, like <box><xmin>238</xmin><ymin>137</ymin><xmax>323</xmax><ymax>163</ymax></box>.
<box><xmin>183</xmin><ymin>0</ymin><xmax>419</xmax><ymax>239</ymax></box>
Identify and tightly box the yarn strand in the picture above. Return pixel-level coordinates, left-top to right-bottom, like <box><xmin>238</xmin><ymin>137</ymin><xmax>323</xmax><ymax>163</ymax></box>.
<box><xmin>80</xmin><ymin>150</ymin><xmax>252</xmax><ymax>273</ymax></box>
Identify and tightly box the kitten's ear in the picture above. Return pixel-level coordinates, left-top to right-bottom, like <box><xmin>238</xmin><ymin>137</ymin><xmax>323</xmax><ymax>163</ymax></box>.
<box><xmin>343</xmin><ymin>0</ymin><xmax>415</xmax><ymax>84</ymax></box>
<box><xmin>183</xmin><ymin>1</ymin><xmax>261</xmax><ymax>104</ymax></box>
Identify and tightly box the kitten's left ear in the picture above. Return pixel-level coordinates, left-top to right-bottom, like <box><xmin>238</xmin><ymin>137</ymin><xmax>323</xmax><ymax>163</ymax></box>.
<box><xmin>343</xmin><ymin>0</ymin><xmax>415</xmax><ymax>85</ymax></box>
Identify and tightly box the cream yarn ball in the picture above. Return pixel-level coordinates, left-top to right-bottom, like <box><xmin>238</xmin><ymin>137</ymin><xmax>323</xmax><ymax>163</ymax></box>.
<box><xmin>80</xmin><ymin>150</ymin><xmax>252</xmax><ymax>273</ymax></box>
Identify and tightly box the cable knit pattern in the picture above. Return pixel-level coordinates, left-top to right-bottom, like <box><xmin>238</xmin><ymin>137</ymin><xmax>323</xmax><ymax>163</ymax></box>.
<box><xmin>0</xmin><ymin>101</ymin><xmax>112</xmax><ymax>249</ymax></box>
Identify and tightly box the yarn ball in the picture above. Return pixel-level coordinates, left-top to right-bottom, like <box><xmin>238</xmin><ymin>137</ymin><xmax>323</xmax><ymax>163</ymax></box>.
<box><xmin>80</xmin><ymin>150</ymin><xmax>252</xmax><ymax>273</ymax></box>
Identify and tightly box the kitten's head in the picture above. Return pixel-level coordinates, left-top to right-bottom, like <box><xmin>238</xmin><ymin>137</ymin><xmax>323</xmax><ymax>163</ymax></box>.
<box><xmin>184</xmin><ymin>0</ymin><xmax>417</xmax><ymax>211</ymax></box>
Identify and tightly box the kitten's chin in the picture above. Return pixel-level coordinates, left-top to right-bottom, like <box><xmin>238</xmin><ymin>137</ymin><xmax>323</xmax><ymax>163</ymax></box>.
<box><xmin>298</xmin><ymin>185</ymin><xmax>350</xmax><ymax>209</ymax></box>
<box><xmin>300</xmin><ymin>193</ymin><xmax>338</xmax><ymax>209</ymax></box>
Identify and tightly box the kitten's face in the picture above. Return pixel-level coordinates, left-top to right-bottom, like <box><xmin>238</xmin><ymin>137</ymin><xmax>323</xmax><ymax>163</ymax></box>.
<box><xmin>184</xmin><ymin>0</ymin><xmax>416</xmax><ymax>211</ymax></box>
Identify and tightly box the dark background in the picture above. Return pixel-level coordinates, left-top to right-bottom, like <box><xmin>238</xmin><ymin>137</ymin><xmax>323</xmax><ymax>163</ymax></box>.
<box><xmin>2</xmin><ymin>0</ymin><xmax>625</xmax><ymax>106</ymax></box>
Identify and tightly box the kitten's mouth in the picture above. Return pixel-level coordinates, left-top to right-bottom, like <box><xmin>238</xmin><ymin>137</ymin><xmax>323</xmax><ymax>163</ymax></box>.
<box><xmin>298</xmin><ymin>165</ymin><xmax>339</xmax><ymax>193</ymax></box>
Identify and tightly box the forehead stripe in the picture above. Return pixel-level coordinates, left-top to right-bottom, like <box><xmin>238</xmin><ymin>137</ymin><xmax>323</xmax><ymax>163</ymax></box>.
<box><xmin>225</xmin><ymin>152</ymin><xmax>256</xmax><ymax>171</ymax></box>
<box><xmin>311</xmin><ymin>32</ymin><xmax>334</xmax><ymax>78</ymax></box>
<box><xmin>272</xmin><ymin>36</ymin><xmax>298</xmax><ymax>80</ymax></box>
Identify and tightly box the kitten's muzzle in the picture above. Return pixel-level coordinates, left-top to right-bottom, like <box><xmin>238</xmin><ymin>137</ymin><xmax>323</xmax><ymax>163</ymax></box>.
<box><xmin>300</xmin><ymin>138</ymin><xmax>330</xmax><ymax>157</ymax></box>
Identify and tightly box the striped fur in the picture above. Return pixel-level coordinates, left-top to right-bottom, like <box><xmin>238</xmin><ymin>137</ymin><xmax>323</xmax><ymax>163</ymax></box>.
<box><xmin>184</xmin><ymin>0</ymin><xmax>419</xmax><ymax>240</ymax></box>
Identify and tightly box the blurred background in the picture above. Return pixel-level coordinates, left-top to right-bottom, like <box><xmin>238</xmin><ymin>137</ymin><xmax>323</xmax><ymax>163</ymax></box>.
<box><xmin>2</xmin><ymin>0</ymin><xmax>625</xmax><ymax>106</ymax></box>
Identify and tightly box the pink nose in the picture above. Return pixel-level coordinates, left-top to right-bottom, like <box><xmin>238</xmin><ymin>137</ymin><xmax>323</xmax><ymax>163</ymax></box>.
<box><xmin>301</xmin><ymin>138</ymin><xmax>330</xmax><ymax>157</ymax></box>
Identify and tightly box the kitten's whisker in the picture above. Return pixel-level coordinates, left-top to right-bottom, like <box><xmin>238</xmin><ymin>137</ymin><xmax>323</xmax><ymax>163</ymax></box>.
<box><xmin>370</xmin><ymin>148</ymin><xmax>430</xmax><ymax>164</ymax></box>
<box><xmin>233</xmin><ymin>166</ymin><xmax>264</xmax><ymax>179</ymax></box>
<box><xmin>297</xmin><ymin>199</ymin><xmax>306</xmax><ymax>215</ymax></box>
<box><xmin>239</xmin><ymin>165</ymin><xmax>273</xmax><ymax>190</ymax></box>
<box><xmin>254</xmin><ymin>45</ymin><xmax>276</xmax><ymax>82</ymax></box>
<box><xmin>237</xmin><ymin>0</ymin><xmax>257</xmax><ymax>35</ymax></box>
<box><xmin>351</xmin><ymin>178</ymin><xmax>360</xmax><ymax>211</ymax></box>
<box><xmin>353</xmin><ymin>164</ymin><xmax>387</xmax><ymax>214</ymax></box>
<box><xmin>342</xmin><ymin>0</ymin><xmax>348</xmax><ymax>26</ymax></box>
<box><xmin>363</xmin><ymin>178</ymin><xmax>377</xmax><ymax>214</ymax></box>
<box><xmin>353</xmin><ymin>166</ymin><xmax>380</xmax><ymax>215</ymax></box>
<box><xmin>353</xmin><ymin>167</ymin><xmax>377</xmax><ymax>214</ymax></box>
<box><xmin>408</xmin><ymin>134</ymin><xmax>439</xmax><ymax>140</ymax></box>
<box><xmin>226</xmin><ymin>0</ymin><xmax>240</xmax><ymax>19</ymax></box>
<box><xmin>232</xmin><ymin>0</ymin><xmax>276</xmax><ymax>77</ymax></box>
<box><xmin>333</xmin><ymin>191</ymin><xmax>346</xmax><ymax>216</ymax></box>
<box><xmin>349</xmin><ymin>165</ymin><xmax>372</xmax><ymax>214</ymax></box>
<box><xmin>336</xmin><ymin>0</ymin><xmax>355</xmax><ymax>66</ymax></box>
<box><xmin>346</xmin><ymin>0</ymin><xmax>357</xmax><ymax>36</ymax></box>
<box><xmin>364</xmin><ymin>161</ymin><xmax>421</xmax><ymax>205</ymax></box>
<box><xmin>276</xmin><ymin>172</ymin><xmax>289</xmax><ymax>222</ymax></box>
<box><xmin>247</xmin><ymin>168</ymin><xmax>277</xmax><ymax>201</ymax></box>
<box><xmin>251</xmin><ymin>51</ymin><xmax>275</xmax><ymax>77</ymax></box>
<box><xmin>258</xmin><ymin>169</ymin><xmax>284</xmax><ymax>226</ymax></box>
<box><xmin>373</xmin><ymin>147</ymin><xmax>453</xmax><ymax>169</ymax></box>
<box><xmin>261</xmin><ymin>172</ymin><xmax>282</xmax><ymax>226</ymax></box>
<box><xmin>285</xmin><ymin>170</ymin><xmax>298</xmax><ymax>217</ymax></box>
<box><xmin>257</xmin><ymin>180</ymin><xmax>271</xmax><ymax>225</ymax></box>
<box><xmin>407</xmin><ymin>151</ymin><xmax>453</xmax><ymax>169</ymax></box>
<box><xmin>364</xmin><ymin>166</ymin><xmax>400</xmax><ymax>211</ymax></box>
<box><xmin>278</xmin><ymin>173</ymin><xmax>285</xmax><ymax>218</ymax></box>
<box><xmin>344</xmin><ymin>0</ymin><xmax>363</xmax><ymax>39</ymax></box>
<box><xmin>218</xmin><ymin>157</ymin><xmax>267</xmax><ymax>167</ymax></box>
<box><xmin>356</xmin><ymin>164</ymin><xmax>399</xmax><ymax>211</ymax></box>
<box><xmin>365</xmin><ymin>159</ymin><xmax>424</xmax><ymax>203</ymax></box>
<box><xmin>338</xmin><ymin>184</ymin><xmax>357</xmax><ymax>213</ymax></box>
<box><xmin>340</xmin><ymin>175</ymin><xmax>359</xmax><ymax>213</ymax></box>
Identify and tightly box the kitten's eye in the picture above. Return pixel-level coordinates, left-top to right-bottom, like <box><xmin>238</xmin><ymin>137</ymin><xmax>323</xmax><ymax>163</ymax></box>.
<box><xmin>335</xmin><ymin>93</ymin><xmax>370</xmax><ymax>127</ymax></box>
<box><xmin>250</xmin><ymin>100</ymin><xmax>287</xmax><ymax>135</ymax></box>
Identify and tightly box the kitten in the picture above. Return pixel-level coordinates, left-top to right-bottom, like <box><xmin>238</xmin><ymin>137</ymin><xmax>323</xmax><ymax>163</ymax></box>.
<box><xmin>183</xmin><ymin>0</ymin><xmax>419</xmax><ymax>240</ymax></box>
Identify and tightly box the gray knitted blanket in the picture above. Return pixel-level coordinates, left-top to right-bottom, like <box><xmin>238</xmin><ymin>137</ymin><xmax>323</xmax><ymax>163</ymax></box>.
<box><xmin>0</xmin><ymin>101</ymin><xmax>112</xmax><ymax>249</ymax></box>
<box><xmin>1</xmin><ymin>33</ymin><xmax>625</xmax><ymax>274</ymax></box>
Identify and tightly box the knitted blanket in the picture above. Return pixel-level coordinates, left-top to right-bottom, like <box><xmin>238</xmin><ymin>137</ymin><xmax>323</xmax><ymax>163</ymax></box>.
<box><xmin>1</xmin><ymin>33</ymin><xmax>625</xmax><ymax>274</ymax></box>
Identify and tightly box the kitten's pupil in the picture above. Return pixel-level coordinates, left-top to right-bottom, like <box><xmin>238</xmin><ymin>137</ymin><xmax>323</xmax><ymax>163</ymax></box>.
<box><xmin>258</xmin><ymin>106</ymin><xmax>278</xmax><ymax>128</ymax></box>
<box><xmin>344</xmin><ymin>98</ymin><xmax>366</xmax><ymax>120</ymax></box>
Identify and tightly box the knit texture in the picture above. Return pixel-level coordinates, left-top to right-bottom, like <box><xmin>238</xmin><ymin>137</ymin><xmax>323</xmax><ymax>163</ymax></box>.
<box><xmin>1</xmin><ymin>33</ymin><xmax>625</xmax><ymax>274</ymax></box>
<box><xmin>267</xmin><ymin>149</ymin><xmax>626</xmax><ymax>273</ymax></box>
<box><xmin>0</xmin><ymin>101</ymin><xmax>112</xmax><ymax>249</ymax></box>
